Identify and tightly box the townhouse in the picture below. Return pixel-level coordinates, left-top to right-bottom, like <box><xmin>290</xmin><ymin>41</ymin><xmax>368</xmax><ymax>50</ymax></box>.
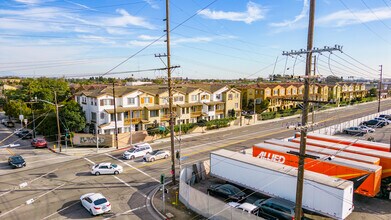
<box><xmin>74</xmin><ymin>84</ymin><xmax>241</xmax><ymax>134</ymax></box>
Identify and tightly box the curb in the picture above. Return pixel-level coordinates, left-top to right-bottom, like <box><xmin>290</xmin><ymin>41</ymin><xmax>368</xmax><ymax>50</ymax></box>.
<box><xmin>149</xmin><ymin>184</ymin><xmax>166</xmax><ymax>220</ymax></box>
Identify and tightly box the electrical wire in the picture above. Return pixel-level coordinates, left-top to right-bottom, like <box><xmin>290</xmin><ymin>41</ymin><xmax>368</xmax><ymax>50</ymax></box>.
<box><xmin>359</xmin><ymin>0</ymin><xmax>391</xmax><ymax>31</ymax></box>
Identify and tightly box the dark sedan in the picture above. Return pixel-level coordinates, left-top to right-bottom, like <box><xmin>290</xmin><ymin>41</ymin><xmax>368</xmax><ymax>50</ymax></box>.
<box><xmin>8</xmin><ymin>155</ymin><xmax>26</xmax><ymax>168</ymax></box>
<box><xmin>16</xmin><ymin>130</ymin><xmax>33</xmax><ymax>139</ymax></box>
<box><xmin>361</xmin><ymin>120</ymin><xmax>386</xmax><ymax>128</ymax></box>
<box><xmin>207</xmin><ymin>184</ymin><xmax>246</xmax><ymax>202</ymax></box>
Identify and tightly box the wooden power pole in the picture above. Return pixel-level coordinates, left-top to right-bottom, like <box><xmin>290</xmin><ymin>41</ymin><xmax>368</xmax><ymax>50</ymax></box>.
<box><xmin>54</xmin><ymin>91</ymin><xmax>62</xmax><ymax>152</ymax></box>
<box><xmin>295</xmin><ymin>0</ymin><xmax>315</xmax><ymax>219</ymax></box>
<box><xmin>378</xmin><ymin>65</ymin><xmax>383</xmax><ymax>112</ymax></box>
<box><xmin>112</xmin><ymin>82</ymin><xmax>119</xmax><ymax>149</ymax></box>
<box><xmin>165</xmin><ymin>0</ymin><xmax>176</xmax><ymax>184</ymax></box>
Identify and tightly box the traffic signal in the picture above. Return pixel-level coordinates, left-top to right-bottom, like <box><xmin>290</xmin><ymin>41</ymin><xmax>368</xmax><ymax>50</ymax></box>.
<box><xmin>160</xmin><ymin>173</ymin><xmax>165</xmax><ymax>184</ymax></box>
<box><xmin>176</xmin><ymin>150</ymin><xmax>180</xmax><ymax>159</ymax></box>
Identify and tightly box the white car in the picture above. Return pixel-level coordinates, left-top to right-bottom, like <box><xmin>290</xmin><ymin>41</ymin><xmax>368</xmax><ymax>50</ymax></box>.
<box><xmin>143</xmin><ymin>149</ymin><xmax>170</xmax><ymax>162</ymax></box>
<box><xmin>122</xmin><ymin>143</ymin><xmax>152</xmax><ymax>160</ymax></box>
<box><xmin>227</xmin><ymin>202</ymin><xmax>259</xmax><ymax>215</ymax></box>
<box><xmin>80</xmin><ymin>193</ymin><xmax>111</xmax><ymax>216</ymax></box>
<box><xmin>358</xmin><ymin>125</ymin><xmax>375</xmax><ymax>133</ymax></box>
<box><xmin>91</xmin><ymin>163</ymin><xmax>123</xmax><ymax>176</ymax></box>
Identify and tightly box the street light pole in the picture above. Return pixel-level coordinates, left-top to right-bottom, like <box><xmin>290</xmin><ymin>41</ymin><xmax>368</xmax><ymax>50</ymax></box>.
<box><xmin>54</xmin><ymin>91</ymin><xmax>62</xmax><ymax>152</ymax></box>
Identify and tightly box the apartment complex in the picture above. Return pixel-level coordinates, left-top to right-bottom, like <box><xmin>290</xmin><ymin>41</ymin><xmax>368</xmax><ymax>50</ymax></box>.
<box><xmin>239</xmin><ymin>82</ymin><xmax>367</xmax><ymax>112</ymax></box>
<box><xmin>74</xmin><ymin>84</ymin><xmax>241</xmax><ymax>134</ymax></box>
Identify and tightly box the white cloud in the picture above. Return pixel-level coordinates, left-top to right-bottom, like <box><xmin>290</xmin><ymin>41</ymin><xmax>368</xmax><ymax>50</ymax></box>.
<box><xmin>199</xmin><ymin>1</ymin><xmax>266</xmax><ymax>24</ymax></box>
<box><xmin>13</xmin><ymin>0</ymin><xmax>42</xmax><ymax>4</ymax></box>
<box><xmin>270</xmin><ymin>0</ymin><xmax>309</xmax><ymax>27</ymax></box>
<box><xmin>317</xmin><ymin>7</ymin><xmax>391</xmax><ymax>27</ymax></box>
<box><xmin>104</xmin><ymin>9</ymin><xmax>155</xmax><ymax>29</ymax></box>
<box><xmin>78</xmin><ymin>35</ymin><xmax>116</xmax><ymax>44</ymax></box>
<box><xmin>144</xmin><ymin>0</ymin><xmax>159</xmax><ymax>9</ymax></box>
<box><xmin>64</xmin><ymin>0</ymin><xmax>96</xmax><ymax>11</ymax></box>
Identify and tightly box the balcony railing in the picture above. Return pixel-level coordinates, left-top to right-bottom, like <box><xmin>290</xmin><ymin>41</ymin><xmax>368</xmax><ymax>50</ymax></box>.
<box><xmin>160</xmin><ymin>114</ymin><xmax>170</xmax><ymax>121</ymax></box>
<box><xmin>124</xmin><ymin>117</ymin><xmax>141</xmax><ymax>125</ymax></box>
<box><xmin>215</xmin><ymin>109</ymin><xmax>224</xmax><ymax>114</ymax></box>
<box><xmin>190</xmin><ymin>111</ymin><xmax>202</xmax><ymax>118</ymax></box>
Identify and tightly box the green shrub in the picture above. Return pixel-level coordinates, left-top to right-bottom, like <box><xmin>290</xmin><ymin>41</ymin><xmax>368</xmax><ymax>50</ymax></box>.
<box><xmin>260</xmin><ymin>112</ymin><xmax>276</xmax><ymax>120</ymax></box>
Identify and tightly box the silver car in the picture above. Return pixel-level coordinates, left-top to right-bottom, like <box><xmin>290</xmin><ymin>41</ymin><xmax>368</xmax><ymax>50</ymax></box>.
<box><xmin>143</xmin><ymin>149</ymin><xmax>170</xmax><ymax>162</ymax></box>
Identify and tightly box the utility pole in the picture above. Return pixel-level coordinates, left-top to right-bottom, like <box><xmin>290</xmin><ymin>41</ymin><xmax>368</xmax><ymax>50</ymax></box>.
<box><xmin>130</xmin><ymin>110</ymin><xmax>133</xmax><ymax>146</ymax></box>
<box><xmin>378</xmin><ymin>65</ymin><xmax>383</xmax><ymax>112</ymax></box>
<box><xmin>54</xmin><ymin>91</ymin><xmax>62</xmax><ymax>152</ymax></box>
<box><xmin>165</xmin><ymin>0</ymin><xmax>176</xmax><ymax>185</ymax></box>
<box><xmin>112</xmin><ymin>82</ymin><xmax>119</xmax><ymax>149</ymax></box>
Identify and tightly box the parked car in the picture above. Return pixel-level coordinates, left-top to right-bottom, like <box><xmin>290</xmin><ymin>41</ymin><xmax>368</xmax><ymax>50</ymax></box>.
<box><xmin>16</xmin><ymin>130</ymin><xmax>32</xmax><ymax>139</ymax></box>
<box><xmin>379</xmin><ymin>114</ymin><xmax>391</xmax><ymax>120</ymax></box>
<box><xmin>31</xmin><ymin>138</ymin><xmax>47</xmax><ymax>148</ymax></box>
<box><xmin>374</xmin><ymin>117</ymin><xmax>391</xmax><ymax>125</ymax></box>
<box><xmin>227</xmin><ymin>202</ymin><xmax>260</xmax><ymax>216</ymax></box>
<box><xmin>342</xmin><ymin>127</ymin><xmax>367</xmax><ymax>136</ymax></box>
<box><xmin>358</xmin><ymin>125</ymin><xmax>375</xmax><ymax>133</ymax></box>
<box><xmin>91</xmin><ymin>163</ymin><xmax>123</xmax><ymax>176</ymax></box>
<box><xmin>80</xmin><ymin>193</ymin><xmax>111</xmax><ymax>216</ymax></box>
<box><xmin>254</xmin><ymin>197</ymin><xmax>303</xmax><ymax>220</ymax></box>
<box><xmin>143</xmin><ymin>149</ymin><xmax>170</xmax><ymax>162</ymax></box>
<box><xmin>361</xmin><ymin>120</ymin><xmax>386</xmax><ymax>128</ymax></box>
<box><xmin>122</xmin><ymin>143</ymin><xmax>152</xmax><ymax>160</ymax></box>
<box><xmin>8</xmin><ymin>155</ymin><xmax>26</xmax><ymax>168</ymax></box>
<box><xmin>6</xmin><ymin>121</ymin><xmax>15</xmax><ymax>128</ymax></box>
<box><xmin>207</xmin><ymin>184</ymin><xmax>246</xmax><ymax>202</ymax></box>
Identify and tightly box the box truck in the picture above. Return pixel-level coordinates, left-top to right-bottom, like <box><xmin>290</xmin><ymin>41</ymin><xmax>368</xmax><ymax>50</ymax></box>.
<box><xmin>210</xmin><ymin>149</ymin><xmax>354</xmax><ymax>219</ymax></box>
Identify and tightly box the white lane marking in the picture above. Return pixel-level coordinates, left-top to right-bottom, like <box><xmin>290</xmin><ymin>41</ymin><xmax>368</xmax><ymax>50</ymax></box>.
<box><xmin>29</xmin><ymin>156</ymin><xmax>70</xmax><ymax>164</ymax></box>
<box><xmin>0</xmin><ymin>168</ymin><xmax>58</xmax><ymax>197</ymax></box>
<box><xmin>105</xmin><ymin>153</ymin><xmax>159</xmax><ymax>183</ymax></box>
<box><xmin>103</xmin><ymin>205</ymin><xmax>147</xmax><ymax>220</ymax></box>
<box><xmin>83</xmin><ymin>157</ymin><xmax>95</xmax><ymax>164</ymax></box>
<box><xmin>0</xmin><ymin>183</ymin><xmax>66</xmax><ymax>217</ymax></box>
<box><xmin>41</xmin><ymin>200</ymin><xmax>80</xmax><ymax>220</ymax></box>
<box><xmin>113</xmin><ymin>176</ymin><xmax>147</xmax><ymax>198</ymax></box>
<box><xmin>0</xmin><ymin>204</ymin><xmax>24</xmax><ymax>218</ymax></box>
<box><xmin>241</xmin><ymin>130</ymin><xmax>249</xmax><ymax>133</ymax></box>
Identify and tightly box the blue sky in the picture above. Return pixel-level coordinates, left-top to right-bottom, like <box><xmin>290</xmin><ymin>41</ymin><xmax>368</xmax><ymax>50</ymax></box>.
<box><xmin>0</xmin><ymin>0</ymin><xmax>390</xmax><ymax>79</ymax></box>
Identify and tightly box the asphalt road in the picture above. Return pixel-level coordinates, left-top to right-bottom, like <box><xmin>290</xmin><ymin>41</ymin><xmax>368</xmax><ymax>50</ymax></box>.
<box><xmin>1</xmin><ymin>100</ymin><xmax>391</xmax><ymax>220</ymax></box>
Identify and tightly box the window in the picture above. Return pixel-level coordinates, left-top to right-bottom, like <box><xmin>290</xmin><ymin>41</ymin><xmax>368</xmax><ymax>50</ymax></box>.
<box><xmin>161</xmin><ymin>97</ymin><xmax>168</xmax><ymax>104</ymax></box>
<box><xmin>215</xmin><ymin>94</ymin><xmax>221</xmax><ymax>100</ymax></box>
<box><xmin>228</xmin><ymin>94</ymin><xmax>233</xmax><ymax>100</ymax></box>
<box><xmin>141</xmin><ymin>97</ymin><xmax>152</xmax><ymax>104</ymax></box>
<box><xmin>127</xmin><ymin>97</ymin><xmax>135</xmax><ymax>105</ymax></box>
<box><xmin>292</xmin><ymin>89</ymin><xmax>297</xmax><ymax>94</ymax></box>
<box><xmin>235</xmin><ymin>93</ymin><xmax>239</xmax><ymax>98</ymax></box>
<box><xmin>100</xmin><ymin>112</ymin><xmax>105</xmax><ymax>119</ymax></box>
<box><xmin>90</xmin><ymin>98</ymin><xmax>93</xmax><ymax>105</ymax></box>
<box><xmin>201</xmin><ymin>94</ymin><xmax>209</xmax><ymax>100</ymax></box>
<box><xmin>100</xmin><ymin>99</ymin><xmax>113</xmax><ymax>106</ymax></box>
<box><xmin>150</xmin><ymin>110</ymin><xmax>159</xmax><ymax>117</ymax></box>
<box><xmin>191</xmin><ymin>95</ymin><xmax>197</xmax><ymax>101</ymax></box>
<box><xmin>255</xmin><ymin>91</ymin><xmax>258</xmax><ymax>95</ymax></box>
<box><xmin>273</xmin><ymin>90</ymin><xmax>278</xmax><ymax>95</ymax></box>
<box><xmin>266</xmin><ymin>90</ymin><xmax>270</xmax><ymax>95</ymax></box>
<box><xmin>287</xmin><ymin>89</ymin><xmax>291</xmax><ymax>95</ymax></box>
<box><xmin>110</xmin><ymin>113</ymin><xmax>115</xmax><ymax>122</ymax></box>
<box><xmin>299</xmin><ymin>88</ymin><xmax>303</xmax><ymax>94</ymax></box>
<box><xmin>182</xmin><ymin>108</ymin><xmax>186</xmax><ymax>114</ymax></box>
<box><xmin>235</xmin><ymin>103</ymin><xmax>239</xmax><ymax>108</ymax></box>
<box><xmin>208</xmin><ymin>106</ymin><xmax>214</xmax><ymax>111</ymax></box>
<box><xmin>174</xmin><ymin>96</ymin><xmax>184</xmax><ymax>102</ymax></box>
<box><xmin>81</xmin><ymin>97</ymin><xmax>87</xmax><ymax>104</ymax></box>
<box><xmin>91</xmin><ymin>112</ymin><xmax>97</xmax><ymax>122</ymax></box>
<box><xmin>280</xmin><ymin>89</ymin><xmax>285</xmax><ymax>95</ymax></box>
<box><xmin>117</xmin><ymin>113</ymin><xmax>122</xmax><ymax>121</ymax></box>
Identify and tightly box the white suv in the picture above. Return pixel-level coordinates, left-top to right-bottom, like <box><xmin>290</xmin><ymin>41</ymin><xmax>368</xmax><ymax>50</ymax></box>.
<box><xmin>122</xmin><ymin>143</ymin><xmax>152</xmax><ymax>160</ymax></box>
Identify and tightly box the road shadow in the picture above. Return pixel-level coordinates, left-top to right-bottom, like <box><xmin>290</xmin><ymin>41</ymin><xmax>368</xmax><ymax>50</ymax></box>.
<box><xmin>56</xmin><ymin>200</ymin><xmax>116</xmax><ymax>219</ymax></box>
<box><xmin>75</xmin><ymin>172</ymin><xmax>92</xmax><ymax>177</ymax></box>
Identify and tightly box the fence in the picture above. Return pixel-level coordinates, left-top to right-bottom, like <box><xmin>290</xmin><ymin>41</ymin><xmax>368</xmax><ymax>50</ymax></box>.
<box><xmin>179</xmin><ymin>161</ymin><xmax>263</xmax><ymax>220</ymax></box>
<box><xmin>312</xmin><ymin>109</ymin><xmax>391</xmax><ymax>136</ymax></box>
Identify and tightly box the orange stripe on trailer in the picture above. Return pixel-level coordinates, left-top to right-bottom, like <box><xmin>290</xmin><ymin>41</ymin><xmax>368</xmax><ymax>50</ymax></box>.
<box><xmin>290</xmin><ymin>138</ymin><xmax>391</xmax><ymax>179</ymax></box>
<box><xmin>252</xmin><ymin>144</ymin><xmax>382</xmax><ymax>197</ymax></box>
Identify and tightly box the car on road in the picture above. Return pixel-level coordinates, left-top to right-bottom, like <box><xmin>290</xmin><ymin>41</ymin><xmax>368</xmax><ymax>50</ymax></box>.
<box><xmin>342</xmin><ymin>127</ymin><xmax>367</xmax><ymax>136</ymax></box>
<box><xmin>91</xmin><ymin>163</ymin><xmax>123</xmax><ymax>176</ymax></box>
<box><xmin>358</xmin><ymin>125</ymin><xmax>375</xmax><ymax>133</ymax></box>
<box><xmin>143</xmin><ymin>149</ymin><xmax>170</xmax><ymax>162</ymax></box>
<box><xmin>16</xmin><ymin>130</ymin><xmax>32</xmax><ymax>139</ymax></box>
<box><xmin>8</xmin><ymin>155</ymin><xmax>26</xmax><ymax>168</ymax></box>
<box><xmin>254</xmin><ymin>197</ymin><xmax>303</xmax><ymax>220</ymax></box>
<box><xmin>122</xmin><ymin>143</ymin><xmax>152</xmax><ymax>160</ymax></box>
<box><xmin>31</xmin><ymin>138</ymin><xmax>47</xmax><ymax>148</ymax></box>
<box><xmin>80</xmin><ymin>193</ymin><xmax>111</xmax><ymax>216</ymax></box>
<box><xmin>360</xmin><ymin>120</ymin><xmax>386</xmax><ymax>128</ymax></box>
<box><xmin>207</xmin><ymin>184</ymin><xmax>246</xmax><ymax>202</ymax></box>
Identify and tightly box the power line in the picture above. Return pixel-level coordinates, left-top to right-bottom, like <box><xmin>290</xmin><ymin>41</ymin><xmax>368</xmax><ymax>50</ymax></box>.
<box><xmin>341</xmin><ymin>52</ymin><xmax>379</xmax><ymax>72</ymax></box>
<box><xmin>359</xmin><ymin>0</ymin><xmax>391</xmax><ymax>31</ymax></box>
<box><xmin>338</xmin><ymin>0</ymin><xmax>391</xmax><ymax>45</ymax></box>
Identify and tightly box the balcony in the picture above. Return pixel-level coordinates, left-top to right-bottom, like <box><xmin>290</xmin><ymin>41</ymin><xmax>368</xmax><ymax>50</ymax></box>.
<box><xmin>160</xmin><ymin>114</ymin><xmax>170</xmax><ymax>121</ymax></box>
<box><xmin>215</xmin><ymin>109</ymin><xmax>224</xmax><ymax>114</ymax></box>
<box><xmin>124</xmin><ymin>117</ymin><xmax>141</xmax><ymax>125</ymax></box>
<box><xmin>190</xmin><ymin>111</ymin><xmax>202</xmax><ymax>118</ymax></box>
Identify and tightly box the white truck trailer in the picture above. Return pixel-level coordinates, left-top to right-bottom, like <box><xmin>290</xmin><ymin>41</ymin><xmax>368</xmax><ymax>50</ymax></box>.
<box><xmin>210</xmin><ymin>149</ymin><xmax>354</xmax><ymax>219</ymax></box>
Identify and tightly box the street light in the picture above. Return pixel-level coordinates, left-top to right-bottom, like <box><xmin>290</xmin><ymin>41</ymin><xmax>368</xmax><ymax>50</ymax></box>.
<box><xmin>32</xmin><ymin>92</ymin><xmax>64</xmax><ymax>152</ymax></box>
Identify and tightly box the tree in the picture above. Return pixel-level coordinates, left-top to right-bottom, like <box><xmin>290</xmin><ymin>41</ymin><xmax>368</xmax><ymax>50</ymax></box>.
<box><xmin>325</xmin><ymin>75</ymin><xmax>342</xmax><ymax>84</ymax></box>
<box><xmin>60</xmin><ymin>101</ymin><xmax>86</xmax><ymax>132</ymax></box>
<box><xmin>368</xmin><ymin>88</ymin><xmax>377</xmax><ymax>97</ymax></box>
<box><xmin>197</xmin><ymin>119</ymin><xmax>207</xmax><ymax>133</ymax></box>
<box><xmin>4</xmin><ymin>100</ymin><xmax>31</xmax><ymax>119</ymax></box>
<box><xmin>228</xmin><ymin>109</ymin><xmax>235</xmax><ymax>118</ymax></box>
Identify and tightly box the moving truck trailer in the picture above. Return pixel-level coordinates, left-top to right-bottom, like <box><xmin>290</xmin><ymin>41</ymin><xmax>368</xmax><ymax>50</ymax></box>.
<box><xmin>296</xmin><ymin>133</ymin><xmax>391</xmax><ymax>152</ymax></box>
<box><xmin>210</xmin><ymin>149</ymin><xmax>354</xmax><ymax>219</ymax></box>
<box><xmin>290</xmin><ymin>137</ymin><xmax>391</xmax><ymax>198</ymax></box>
<box><xmin>265</xmin><ymin>139</ymin><xmax>380</xmax><ymax>165</ymax></box>
<box><xmin>252</xmin><ymin>143</ymin><xmax>382</xmax><ymax>197</ymax></box>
